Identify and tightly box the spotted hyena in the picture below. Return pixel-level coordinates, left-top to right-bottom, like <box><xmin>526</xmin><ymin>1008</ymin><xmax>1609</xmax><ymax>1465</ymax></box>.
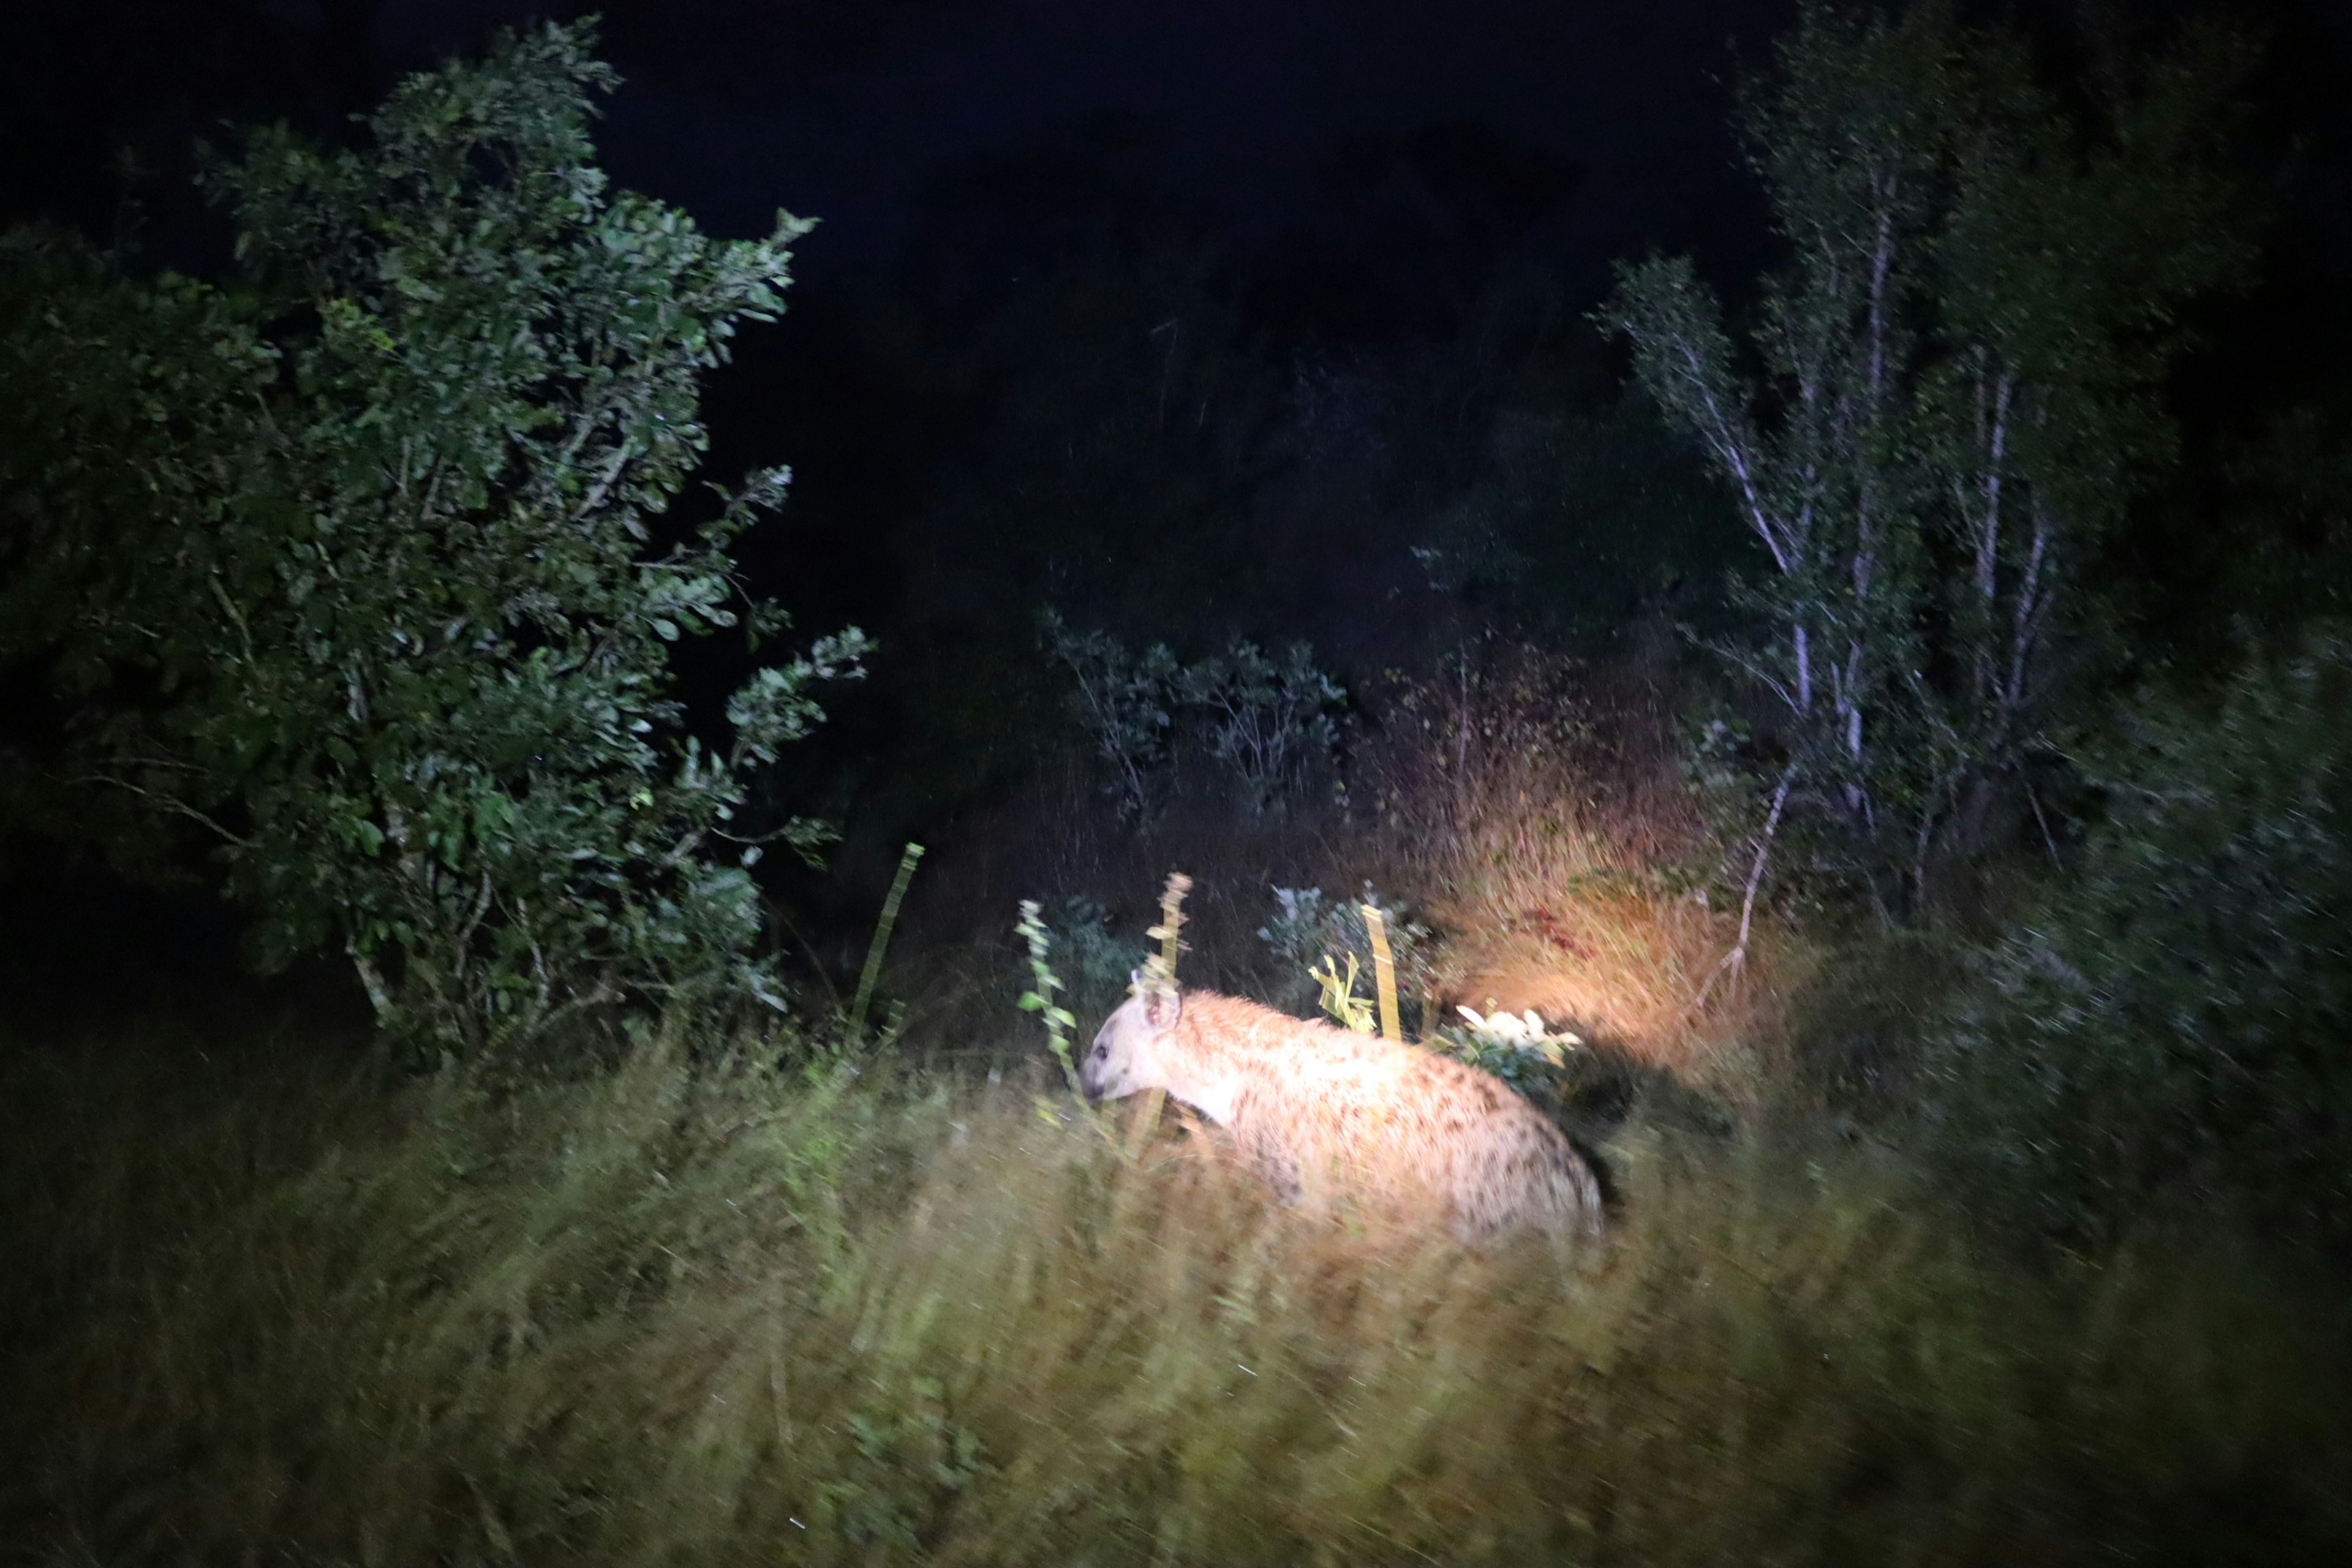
<box><xmin>1080</xmin><ymin>980</ymin><xmax>1605</xmax><ymax>1242</ymax></box>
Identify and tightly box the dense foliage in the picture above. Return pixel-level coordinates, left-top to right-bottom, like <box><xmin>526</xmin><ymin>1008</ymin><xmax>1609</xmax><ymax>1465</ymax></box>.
<box><xmin>0</xmin><ymin>23</ymin><xmax>863</xmax><ymax>1055</ymax></box>
<box><xmin>1607</xmin><ymin>1</ymin><xmax>2252</xmax><ymax>925</ymax></box>
<box><xmin>1926</xmin><ymin>635</ymin><xmax>2352</xmax><ymax>1250</ymax></box>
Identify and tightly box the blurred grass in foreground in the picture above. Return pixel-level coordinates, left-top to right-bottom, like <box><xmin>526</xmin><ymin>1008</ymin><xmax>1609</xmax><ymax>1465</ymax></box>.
<box><xmin>2</xmin><ymin>1023</ymin><xmax>2348</xmax><ymax>1566</ymax></box>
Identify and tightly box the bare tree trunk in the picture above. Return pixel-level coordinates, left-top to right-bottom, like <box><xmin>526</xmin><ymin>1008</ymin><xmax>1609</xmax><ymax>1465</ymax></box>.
<box><xmin>348</xmin><ymin>940</ymin><xmax>394</xmax><ymax>1027</ymax></box>
<box><xmin>1695</xmin><ymin>761</ymin><xmax>1797</xmax><ymax>1011</ymax></box>
<box><xmin>1972</xmin><ymin>362</ymin><xmax>2015</xmax><ymax>706</ymax></box>
<box><xmin>2003</xmin><ymin>496</ymin><xmax>2052</xmax><ymax>742</ymax></box>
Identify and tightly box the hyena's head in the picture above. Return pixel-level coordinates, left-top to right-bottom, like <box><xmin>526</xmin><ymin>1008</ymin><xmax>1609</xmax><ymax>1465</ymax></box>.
<box><xmin>1080</xmin><ymin>973</ymin><xmax>1183</xmax><ymax>1102</ymax></box>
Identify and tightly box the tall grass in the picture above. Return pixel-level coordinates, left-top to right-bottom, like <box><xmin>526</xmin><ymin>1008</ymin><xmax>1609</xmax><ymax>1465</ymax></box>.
<box><xmin>1357</xmin><ymin>644</ymin><xmax>1807</xmax><ymax>1104</ymax></box>
<box><xmin>5</xmin><ymin>1023</ymin><xmax>2346</xmax><ymax>1566</ymax></box>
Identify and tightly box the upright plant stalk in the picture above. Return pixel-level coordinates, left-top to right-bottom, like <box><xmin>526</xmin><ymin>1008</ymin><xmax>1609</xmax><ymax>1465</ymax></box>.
<box><xmin>1018</xmin><ymin>900</ymin><xmax>1117</xmax><ymax>1147</ymax></box>
<box><xmin>1144</xmin><ymin>871</ymin><xmax>1193</xmax><ymax>993</ymax></box>
<box><xmin>848</xmin><ymin>842</ymin><xmax>924</xmax><ymax>1042</ymax></box>
<box><xmin>1363</xmin><ymin>903</ymin><xmax>1402</xmax><ymax>1043</ymax></box>
<box><xmin>1015</xmin><ymin>900</ymin><xmax>1081</xmax><ymax>1091</ymax></box>
<box><xmin>1125</xmin><ymin>870</ymin><xmax>1195</xmax><ymax>1154</ymax></box>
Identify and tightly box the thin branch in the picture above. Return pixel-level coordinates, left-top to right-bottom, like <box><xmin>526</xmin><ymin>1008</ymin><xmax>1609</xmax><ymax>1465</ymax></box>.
<box><xmin>451</xmin><ymin>869</ymin><xmax>497</xmax><ymax>984</ymax></box>
<box><xmin>509</xmin><ymin>978</ymin><xmax>626</xmax><ymax>1054</ymax></box>
<box><xmin>1694</xmin><ymin>760</ymin><xmax>1797</xmax><ymax>1013</ymax></box>
<box><xmin>569</xmin><ymin>437</ymin><xmax>635</xmax><ymax>526</ymax></box>
<box><xmin>2024</xmin><ymin>774</ymin><xmax>2062</xmax><ymax>869</ymax></box>
<box><xmin>2004</xmin><ymin>499</ymin><xmax>2052</xmax><ymax>728</ymax></box>
<box><xmin>1709</xmin><ymin>641</ymin><xmax>1800</xmax><ymax>718</ymax></box>
<box><xmin>1864</xmin><ymin>176</ymin><xmax>1898</xmax><ymax>405</ymax></box>
<box><xmin>347</xmin><ymin>938</ymin><xmax>395</xmax><ymax>1026</ymax></box>
<box><xmin>206</xmin><ymin>574</ymin><xmax>256</xmax><ymax>665</ymax></box>
<box><xmin>1676</xmin><ymin>342</ymin><xmax>1795</xmax><ymax>575</ymax></box>
<box><xmin>71</xmin><ymin>773</ymin><xmax>256</xmax><ymax>849</ymax></box>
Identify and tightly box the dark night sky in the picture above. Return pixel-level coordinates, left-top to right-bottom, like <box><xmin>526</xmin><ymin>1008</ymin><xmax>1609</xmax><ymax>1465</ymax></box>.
<box><xmin>12</xmin><ymin>2</ymin><xmax>2350</xmax><ymax>333</ymax></box>
<box><xmin>11</xmin><ymin>1</ymin><xmax>2352</xmax><ymax>617</ymax></box>
<box><xmin>500</xmin><ymin>0</ymin><xmax>1785</xmax><ymax>298</ymax></box>
<box><xmin>10</xmin><ymin>1</ymin><xmax>1800</xmax><ymax>303</ymax></box>
<box><xmin>11</xmin><ymin>0</ymin><xmax>2352</xmax><ymax>698</ymax></box>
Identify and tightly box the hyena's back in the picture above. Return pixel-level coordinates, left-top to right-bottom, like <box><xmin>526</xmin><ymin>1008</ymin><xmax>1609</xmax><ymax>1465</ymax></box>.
<box><xmin>1189</xmin><ymin>995</ymin><xmax>1604</xmax><ymax>1240</ymax></box>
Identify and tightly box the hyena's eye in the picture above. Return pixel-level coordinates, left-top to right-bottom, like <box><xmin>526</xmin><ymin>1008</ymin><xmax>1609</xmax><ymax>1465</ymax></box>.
<box><xmin>1091</xmin><ymin>1043</ymin><xmax>1107</xmax><ymax>1060</ymax></box>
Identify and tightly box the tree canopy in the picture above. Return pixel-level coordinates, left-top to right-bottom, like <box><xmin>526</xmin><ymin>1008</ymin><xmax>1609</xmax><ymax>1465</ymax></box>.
<box><xmin>1606</xmin><ymin>0</ymin><xmax>2252</xmax><ymax>933</ymax></box>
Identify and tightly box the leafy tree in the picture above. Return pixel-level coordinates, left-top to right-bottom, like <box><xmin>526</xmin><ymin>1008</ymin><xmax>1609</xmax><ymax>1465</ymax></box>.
<box><xmin>1605</xmin><ymin>1</ymin><xmax>2251</xmax><ymax>951</ymax></box>
<box><xmin>0</xmin><ymin>22</ymin><xmax>864</xmax><ymax>1055</ymax></box>
<box><xmin>1924</xmin><ymin>633</ymin><xmax>2352</xmax><ymax>1251</ymax></box>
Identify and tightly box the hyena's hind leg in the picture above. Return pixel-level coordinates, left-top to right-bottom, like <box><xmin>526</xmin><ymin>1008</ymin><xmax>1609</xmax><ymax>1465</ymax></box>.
<box><xmin>1450</xmin><ymin>1135</ymin><xmax>1607</xmax><ymax>1243</ymax></box>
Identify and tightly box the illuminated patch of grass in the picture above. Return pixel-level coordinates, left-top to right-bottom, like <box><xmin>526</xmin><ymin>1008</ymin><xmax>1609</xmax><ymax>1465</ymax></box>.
<box><xmin>1359</xmin><ymin>648</ymin><xmax>1812</xmax><ymax>1105</ymax></box>
<box><xmin>4</xmin><ymin>1027</ymin><xmax>2346</xmax><ymax>1565</ymax></box>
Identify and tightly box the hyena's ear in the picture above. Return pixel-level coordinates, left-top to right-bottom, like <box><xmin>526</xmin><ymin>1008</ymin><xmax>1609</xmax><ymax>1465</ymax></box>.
<box><xmin>1142</xmin><ymin>980</ymin><xmax>1183</xmax><ymax>1030</ymax></box>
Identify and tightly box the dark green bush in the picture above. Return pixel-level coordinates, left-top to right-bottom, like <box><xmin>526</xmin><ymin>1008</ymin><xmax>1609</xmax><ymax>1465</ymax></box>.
<box><xmin>0</xmin><ymin>23</ymin><xmax>862</xmax><ymax>1057</ymax></box>
<box><xmin>1925</xmin><ymin>633</ymin><xmax>2352</xmax><ymax>1248</ymax></box>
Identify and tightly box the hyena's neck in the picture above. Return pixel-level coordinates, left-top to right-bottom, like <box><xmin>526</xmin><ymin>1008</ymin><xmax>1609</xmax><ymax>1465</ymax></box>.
<box><xmin>1159</xmin><ymin>1039</ymin><xmax>1247</xmax><ymax>1127</ymax></box>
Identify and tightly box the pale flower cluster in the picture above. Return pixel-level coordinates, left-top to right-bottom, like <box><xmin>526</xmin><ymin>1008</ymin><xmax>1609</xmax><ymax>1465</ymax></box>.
<box><xmin>1453</xmin><ymin>1006</ymin><xmax>1582</xmax><ymax>1066</ymax></box>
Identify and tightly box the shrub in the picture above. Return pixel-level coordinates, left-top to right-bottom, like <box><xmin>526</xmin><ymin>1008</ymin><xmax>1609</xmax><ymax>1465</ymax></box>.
<box><xmin>1031</xmin><ymin>895</ymin><xmax>1150</xmax><ymax>1017</ymax></box>
<box><xmin>0</xmin><ymin>23</ymin><xmax>862</xmax><ymax>1057</ymax></box>
<box><xmin>1924</xmin><ymin>633</ymin><xmax>2352</xmax><ymax>1249</ymax></box>
<box><xmin>1038</xmin><ymin>608</ymin><xmax>1180</xmax><ymax>823</ymax></box>
<box><xmin>1178</xmin><ymin>639</ymin><xmax>1346</xmax><ymax>813</ymax></box>
<box><xmin>1040</xmin><ymin>616</ymin><xmax>1346</xmax><ymax>824</ymax></box>
<box><xmin>1432</xmin><ymin>1005</ymin><xmax>1583</xmax><ymax>1098</ymax></box>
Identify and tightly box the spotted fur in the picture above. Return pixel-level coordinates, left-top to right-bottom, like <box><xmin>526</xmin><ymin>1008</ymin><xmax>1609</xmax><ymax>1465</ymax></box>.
<box><xmin>1081</xmin><ymin>983</ymin><xmax>1604</xmax><ymax>1242</ymax></box>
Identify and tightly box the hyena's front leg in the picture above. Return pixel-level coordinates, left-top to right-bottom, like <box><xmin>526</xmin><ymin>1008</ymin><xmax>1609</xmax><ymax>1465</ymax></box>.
<box><xmin>1231</xmin><ymin>1099</ymin><xmax>1302</xmax><ymax>1205</ymax></box>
